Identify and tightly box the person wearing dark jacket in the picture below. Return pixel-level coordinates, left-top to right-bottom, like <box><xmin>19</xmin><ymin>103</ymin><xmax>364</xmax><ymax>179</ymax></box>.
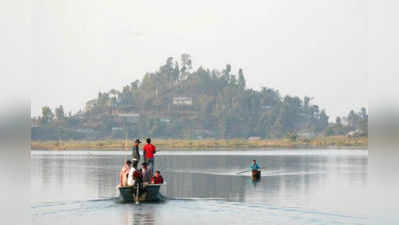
<box><xmin>141</xmin><ymin>162</ymin><xmax>152</xmax><ymax>183</ymax></box>
<box><xmin>132</xmin><ymin>139</ymin><xmax>141</xmax><ymax>166</ymax></box>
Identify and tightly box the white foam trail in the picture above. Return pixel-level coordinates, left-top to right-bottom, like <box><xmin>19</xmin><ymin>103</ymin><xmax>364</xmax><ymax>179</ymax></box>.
<box><xmin>166</xmin><ymin>169</ymin><xmax>327</xmax><ymax>177</ymax></box>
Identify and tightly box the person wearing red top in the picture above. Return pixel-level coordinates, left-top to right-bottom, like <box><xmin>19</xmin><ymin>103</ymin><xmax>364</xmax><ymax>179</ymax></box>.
<box><xmin>143</xmin><ymin>138</ymin><xmax>156</xmax><ymax>174</ymax></box>
<box><xmin>151</xmin><ymin>170</ymin><xmax>164</xmax><ymax>184</ymax></box>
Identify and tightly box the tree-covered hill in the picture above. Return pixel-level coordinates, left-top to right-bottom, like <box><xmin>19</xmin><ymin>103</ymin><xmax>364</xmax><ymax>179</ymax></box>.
<box><xmin>32</xmin><ymin>54</ymin><xmax>367</xmax><ymax>140</ymax></box>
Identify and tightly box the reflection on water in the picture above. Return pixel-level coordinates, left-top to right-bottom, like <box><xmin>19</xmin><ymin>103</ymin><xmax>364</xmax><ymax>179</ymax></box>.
<box><xmin>32</xmin><ymin>150</ymin><xmax>368</xmax><ymax>225</ymax></box>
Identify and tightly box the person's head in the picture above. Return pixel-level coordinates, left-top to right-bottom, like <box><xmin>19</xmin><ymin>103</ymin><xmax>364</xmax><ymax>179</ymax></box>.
<box><xmin>126</xmin><ymin>160</ymin><xmax>132</xmax><ymax>166</ymax></box>
<box><xmin>154</xmin><ymin>170</ymin><xmax>161</xmax><ymax>177</ymax></box>
<box><xmin>135</xmin><ymin>139</ymin><xmax>141</xmax><ymax>146</ymax></box>
<box><xmin>146</xmin><ymin>138</ymin><xmax>151</xmax><ymax>144</ymax></box>
<box><xmin>252</xmin><ymin>160</ymin><xmax>256</xmax><ymax>164</ymax></box>
<box><xmin>142</xmin><ymin>162</ymin><xmax>147</xmax><ymax>169</ymax></box>
<box><xmin>132</xmin><ymin>160</ymin><xmax>138</xmax><ymax>169</ymax></box>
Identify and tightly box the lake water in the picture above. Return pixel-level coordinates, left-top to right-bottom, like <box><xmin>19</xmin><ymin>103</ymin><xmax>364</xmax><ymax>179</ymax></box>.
<box><xmin>32</xmin><ymin>149</ymin><xmax>368</xmax><ymax>225</ymax></box>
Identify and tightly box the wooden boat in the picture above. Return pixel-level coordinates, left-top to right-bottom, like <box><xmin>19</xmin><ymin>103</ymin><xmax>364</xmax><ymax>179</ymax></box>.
<box><xmin>119</xmin><ymin>184</ymin><xmax>164</xmax><ymax>203</ymax></box>
<box><xmin>251</xmin><ymin>170</ymin><xmax>261</xmax><ymax>181</ymax></box>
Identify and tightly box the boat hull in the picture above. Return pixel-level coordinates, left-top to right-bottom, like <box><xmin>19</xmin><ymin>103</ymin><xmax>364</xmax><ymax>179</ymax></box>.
<box><xmin>251</xmin><ymin>170</ymin><xmax>261</xmax><ymax>181</ymax></box>
<box><xmin>119</xmin><ymin>184</ymin><xmax>164</xmax><ymax>203</ymax></box>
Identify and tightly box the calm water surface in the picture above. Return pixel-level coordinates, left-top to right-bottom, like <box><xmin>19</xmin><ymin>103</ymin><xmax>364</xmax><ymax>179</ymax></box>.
<box><xmin>32</xmin><ymin>149</ymin><xmax>368</xmax><ymax>225</ymax></box>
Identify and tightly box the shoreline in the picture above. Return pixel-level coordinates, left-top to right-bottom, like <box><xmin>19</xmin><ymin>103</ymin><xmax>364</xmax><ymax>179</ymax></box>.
<box><xmin>31</xmin><ymin>136</ymin><xmax>368</xmax><ymax>150</ymax></box>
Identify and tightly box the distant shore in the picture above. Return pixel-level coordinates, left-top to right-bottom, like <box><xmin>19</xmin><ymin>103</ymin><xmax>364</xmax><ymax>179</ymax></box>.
<box><xmin>31</xmin><ymin>136</ymin><xmax>367</xmax><ymax>150</ymax></box>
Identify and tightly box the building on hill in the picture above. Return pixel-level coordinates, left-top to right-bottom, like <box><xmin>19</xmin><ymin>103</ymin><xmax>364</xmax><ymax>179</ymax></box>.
<box><xmin>297</xmin><ymin>131</ymin><xmax>316</xmax><ymax>139</ymax></box>
<box><xmin>261</xmin><ymin>105</ymin><xmax>273</xmax><ymax>110</ymax></box>
<box><xmin>160</xmin><ymin>118</ymin><xmax>171</xmax><ymax>123</ymax></box>
<box><xmin>173</xmin><ymin>97</ymin><xmax>193</xmax><ymax>105</ymax></box>
<box><xmin>248</xmin><ymin>136</ymin><xmax>262</xmax><ymax>141</ymax></box>
<box><xmin>116</xmin><ymin>112</ymin><xmax>140</xmax><ymax>123</ymax></box>
<box><xmin>114</xmin><ymin>105</ymin><xmax>136</xmax><ymax>113</ymax></box>
<box><xmin>346</xmin><ymin>129</ymin><xmax>365</xmax><ymax>138</ymax></box>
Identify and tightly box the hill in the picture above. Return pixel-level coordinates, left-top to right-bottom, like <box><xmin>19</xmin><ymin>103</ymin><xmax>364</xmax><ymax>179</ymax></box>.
<box><xmin>32</xmin><ymin>54</ymin><xmax>367</xmax><ymax>141</ymax></box>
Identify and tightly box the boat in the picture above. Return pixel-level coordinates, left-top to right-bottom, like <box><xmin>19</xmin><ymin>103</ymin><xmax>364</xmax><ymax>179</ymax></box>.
<box><xmin>119</xmin><ymin>184</ymin><xmax>165</xmax><ymax>203</ymax></box>
<box><xmin>251</xmin><ymin>170</ymin><xmax>261</xmax><ymax>181</ymax></box>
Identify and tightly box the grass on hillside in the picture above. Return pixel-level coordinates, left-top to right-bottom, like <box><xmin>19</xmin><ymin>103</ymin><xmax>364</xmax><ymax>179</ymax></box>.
<box><xmin>31</xmin><ymin>136</ymin><xmax>367</xmax><ymax>150</ymax></box>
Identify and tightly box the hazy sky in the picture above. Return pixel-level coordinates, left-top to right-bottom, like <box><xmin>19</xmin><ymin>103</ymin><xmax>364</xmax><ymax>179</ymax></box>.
<box><xmin>32</xmin><ymin>0</ymin><xmax>367</xmax><ymax>119</ymax></box>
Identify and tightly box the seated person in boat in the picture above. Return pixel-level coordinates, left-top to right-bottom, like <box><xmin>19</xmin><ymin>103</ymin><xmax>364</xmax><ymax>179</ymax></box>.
<box><xmin>141</xmin><ymin>162</ymin><xmax>153</xmax><ymax>183</ymax></box>
<box><xmin>127</xmin><ymin>161</ymin><xmax>141</xmax><ymax>186</ymax></box>
<box><xmin>119</xmin><ymin>160</ymin><xmax>132</xmax><ymax>187</ymax></box>
<box><xmin>249</xmin><ymin>160</ymin><xmax>261</xmax><ymax>174</ymax></box>
<box><xmin>151</xmin><ymin>170</ymin><xmax>164</xmax><ymax>184</ymax></box>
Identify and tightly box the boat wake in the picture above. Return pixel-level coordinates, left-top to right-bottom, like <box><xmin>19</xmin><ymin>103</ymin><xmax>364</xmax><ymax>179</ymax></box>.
<box><xmin>165</xmin><ymin>169</ymin><xmax>327</xmax><ymax>177</ymax></box>
<box><xmin>32</xmin><ymin>196</ymin><xmax>367</xmax><ymax>225</ymax></box>
<box><xmin>32</xmin><ymin>198</ymin><xmax>120</xmax><ymax>216</ymax></box>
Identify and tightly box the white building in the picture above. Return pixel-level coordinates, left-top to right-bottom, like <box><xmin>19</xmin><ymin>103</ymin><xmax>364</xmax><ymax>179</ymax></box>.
<box><xmin>160</xmin><ymin>118</ymin><xmax>171</xmax><ymax>123</ymax></box>
<box><xmin>117</xmin><ymin>113</ymin><xmax>140</xmax><ymax>123</ymax></box>
<box><xmin>248</xmin><ymin>136</ymin><xmax>262</xmax><ymax>141</ymax></box>
<box><xmin>173</xmin><ymin>97</ymin><xmax>193</xmax><ymax>105</ymax></box>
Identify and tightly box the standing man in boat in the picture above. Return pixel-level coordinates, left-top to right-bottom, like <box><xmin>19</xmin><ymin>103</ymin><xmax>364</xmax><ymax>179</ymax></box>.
<box><xmin>143</xmin><ymin>138</ymin><xmax>156</xmax><ymax>174</ymax></box>
<box><xmin>132</xmin><ymin>139</ymin><xmax>141</xmax><ymax>168</ymax></box>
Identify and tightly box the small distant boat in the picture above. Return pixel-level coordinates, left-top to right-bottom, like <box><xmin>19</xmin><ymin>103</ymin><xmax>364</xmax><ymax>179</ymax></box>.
<box><xmin>119</xmin><ymin>184</ymin><xmax>164</xmax><ymax>203</ymax></box>
<box><xmin>251</xmin><ymin>170</ymin><xmax>261</xmax><ymax>181</ymax></box>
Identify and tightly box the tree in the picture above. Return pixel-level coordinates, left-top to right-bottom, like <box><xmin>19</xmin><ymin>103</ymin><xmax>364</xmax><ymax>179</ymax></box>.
<box><xmin>238</xmin><ymin>69</ymin><xmax>246</xmax><ymax>89</ymax></box>
<box><xmin>40</xmin><ymin>106</ymin><xmax>54</xmax><ymax>125</ymax></box>
<box><xmin>347</xmin><ymin>110</ymin><xmax>357</xmax><ymax>128</ymax></box>
<box><xmin>222</xmin><ymin>64</ymin><xmax>232</xmax><ymax>83</ymax></box>
<box><xmin>166</xmin><ymin>57</ymin><xmax>174</xmax><ymax>67</ymax></box>
<box><xmin>360</xmin><ymin>107</ymin><xmax>367</xmax><ymax>120</ymax></box>
<box><xmin>180</xmin><ymin>53</ymin><xmax>192</xmax><ymax>80</ymax></box>
<box><xmin>359</xmin><ymin>107</ymin><xmax>368</xmax><ymax>134</ymax></box>
<box><xmin>230</xmin><ymin>75</ymin><xmax>237</xmax><ymax>86</ymax></box>
<box><xmin>318</xmin><ymin>110</ymin><xmax>329</xmax><ymax>131</ymax></box>
<box><xmin>335</xmin><ymin>116</ymin><xmax>342</xmax><ymax>126</ymax></box>
<box><xmin>55</xmin><ymin>105</ymin><xmax>65</xmax><ymax>121</ymax></box>
<box><xmin>174</xmin><ymin>61</ymin><xmax>180</xmax><ymax>82</ymax></box>
<box><xmin>181</xmin><ymin>54</ymin><xmax>192</xmax><ymax>68</ymax></box>
<box><xmin>304</xmin><ymin>97</ymin><xmax>311</xmax><ymax>108</ymax></box>
<box><xmin>130</xmin><ymin>80</ymin><xmax>139</xmax><ymax>89</ymax></box>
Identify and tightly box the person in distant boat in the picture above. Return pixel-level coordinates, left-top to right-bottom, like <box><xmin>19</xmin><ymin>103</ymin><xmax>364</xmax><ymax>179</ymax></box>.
<box><xmin>119</xmin><ymin>160</ymin><xmax>132</xmax><ymax>187</ymax></box>
<box><xmin>132</xmin><ymin>139</ymin><xmax>141</xmax><ymax>165</ymax></box>
<box><xmin>141</xmin><ymin>162</ymin><xmax>152</xmax><ymax>183</ymax></box>
<box><xmin>143</xmin><ymin>138</ymin><xmax>156</xmax><ymax>173</ymax></box>
<box><xmin>249</xmin><ymin>160</ymin><xmax>260</xmax><ymax>172</ymax></box>
<box><xmin>151</xmin><ymin>170</ymin><xmax>164</xmax><ymax>184</ymax></box>
<box><xmin>249</xmin><ymin>160</ymin><xmax>261</xmax><ymax>180</ymax></box>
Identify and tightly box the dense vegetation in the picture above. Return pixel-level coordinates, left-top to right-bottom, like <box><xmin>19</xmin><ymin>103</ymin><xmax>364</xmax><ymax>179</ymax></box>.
<box><xmin>32</xmin><ymin>54</ymin><xmax>368</xmax><ymax>141</ymax></box>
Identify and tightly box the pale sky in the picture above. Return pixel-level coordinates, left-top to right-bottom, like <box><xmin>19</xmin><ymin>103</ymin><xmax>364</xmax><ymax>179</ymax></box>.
<box><xmin>32</xmin><ymin>0</ymin><xmax>368</xmax><ymax>119</ymax></box>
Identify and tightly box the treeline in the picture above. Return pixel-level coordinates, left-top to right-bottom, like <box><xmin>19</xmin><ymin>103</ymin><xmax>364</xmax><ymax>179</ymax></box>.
<box><xmin>32</xmin><ymin>54</ymin><xmax>367</xmax><ymax>141</ymax></box>
<box><xmin>324</xmin><ymin>108</ymin><xmax>368</xmax><ymax>137</ymax></box>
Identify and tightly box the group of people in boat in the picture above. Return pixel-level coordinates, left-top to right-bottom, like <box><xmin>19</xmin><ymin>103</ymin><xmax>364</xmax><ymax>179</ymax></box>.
<box><xmin>119</xmin><ymin>138</ymin><xmax>164</xmax><ymax>188</ymax></box>
<box><xmin>120</xmin><ymin>138</ymin><xmax>262</xmax><ymax>187</ymax></box>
